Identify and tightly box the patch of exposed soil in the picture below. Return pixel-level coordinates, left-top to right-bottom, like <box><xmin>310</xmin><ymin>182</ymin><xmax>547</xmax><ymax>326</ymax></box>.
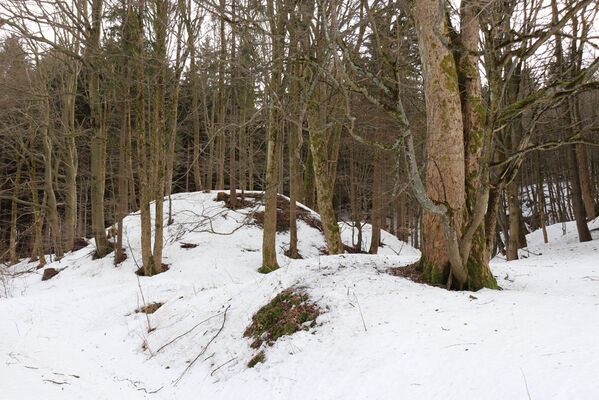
<box><xmin>41</xmin><ymin>268</ymin><xmax>59</xmax><ymax>281</ymax></box>
<box><xmin>252</xmin><ymin>195</ymin><xmax>323</xmax><ymax>233</ymax></box>
<box><xmin>388</xmin><ymin>262</ymin><xmax>427</xmax><ymax>284</ymax></box>
<box><xmin>343</xmin><ymin>244</ymin><xmax>368</xmax><ymax>254</ymax></box>
<box><xmin>215</xmin><ymin>192</ymin><xmax>255</xmax><ymax>209</ymax></box>
<box><xmin>114</xmin><ymin>250</ymin><xmax>128</xmax><ymax>264</ymax></box>
<box><xmin>92</xmin><ymin>247</ymin><xmax>114</xmax><ymax>260</ymax></box>
<box><xmin>135</xmin><ymin>302</ymin><xmax>163</xmax><ymax>314</ymax></box>
<box><xmin>71</xmin><ymin>238</ymin><xmax>89</xmax><ymax>252</ymax></box>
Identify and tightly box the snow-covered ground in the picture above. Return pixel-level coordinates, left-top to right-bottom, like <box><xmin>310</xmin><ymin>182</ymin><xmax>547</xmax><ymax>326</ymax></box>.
<box><xmin>1</xmin><ymin>191</ymin><xmax>598</xmax><ymax>399</ymax></box>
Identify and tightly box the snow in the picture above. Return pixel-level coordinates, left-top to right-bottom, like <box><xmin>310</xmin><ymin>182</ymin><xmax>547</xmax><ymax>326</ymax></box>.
<box><xmin>1</xmin><ymin>191</ymin><xmax>598</xmax><ymax>399</ymax></box>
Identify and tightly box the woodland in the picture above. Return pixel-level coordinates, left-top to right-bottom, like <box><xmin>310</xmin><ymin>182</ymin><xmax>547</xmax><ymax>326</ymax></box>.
<box><xmin>1</xmin><ymin>1</ymin><xmax>599</xmax><ymax>398</ymax></box>
<box><xmin>0</xmin><ymin>0</ymin><xmax>598</xmax><ymax>288</ymax></box>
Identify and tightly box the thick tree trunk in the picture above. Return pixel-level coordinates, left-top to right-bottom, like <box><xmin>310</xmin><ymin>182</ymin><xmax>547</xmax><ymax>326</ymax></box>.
<box><xmin>457</xmin><ymin>0</ymin><xmax>497</xmax><ymax>289</ymax></box>
<box><xmin>413</xmin><ymin>0</ymin><xmax>465</xmax><ymax>285</ymax></box>
<box><xmin>307</xmin><ymin>104</ymin><xmax>343</xmax><ymax>255</ymax></box>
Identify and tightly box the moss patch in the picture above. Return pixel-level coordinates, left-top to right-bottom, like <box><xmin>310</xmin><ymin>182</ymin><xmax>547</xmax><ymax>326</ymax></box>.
<box><xmin>420</xmin><ymin>258</ymin><xmax>448</xmax><ymax>286</ymax></box>
<box><xmin>244</xmin><ymin>288</ymin><xmax>320</xmax><ymax>349</ymax></box>
<box><xmin>247</xmin><ymin>351</ymin><xmax>265</xmax><ymax>368</ymax></box>
<box><xmin>258</xmin><ymin>264</ymin><xmax>280</xmax><ymax>274</ymax></box>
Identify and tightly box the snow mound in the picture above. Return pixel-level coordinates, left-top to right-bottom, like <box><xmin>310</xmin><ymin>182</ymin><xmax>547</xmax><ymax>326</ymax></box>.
<box><xmin>1</xmin><ymin>194</ymin><xmax>598</xmax><ymax>399</ymax></box>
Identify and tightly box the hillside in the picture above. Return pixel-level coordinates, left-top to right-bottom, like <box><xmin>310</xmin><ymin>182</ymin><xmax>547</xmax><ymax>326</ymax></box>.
<box><xmin>1</xmin><ymin>191</ymin><xmax>598</xmax><ymax>399</ymax></box>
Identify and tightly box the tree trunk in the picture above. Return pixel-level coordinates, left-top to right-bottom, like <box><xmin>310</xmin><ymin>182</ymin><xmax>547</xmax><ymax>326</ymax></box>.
<box><xmin>288</xmin><ymin>115</ymin><xmax>301</xmax><ymax>258</ymax></box>
<box><xmin>369</xmin><ymin>146</ymin><xmax>381</xmax><ymax>254</ymax></box>
<box><xmin>413</xmin><ymin>0</ymin><xmax>465</xmax><ymax>285</ymax></box>
<box><xmin>9</xmin><ymin>160</ymin><xmax>22</xmax><ymax>265</ymax></box>
<box><xmin>577</xmin><ymin>143</ymin><xmax>595</xmax><ymax>219</ymax></box>
<box><xmin>536</xmin><ymin>151</ymin><xmax>548</xmax><ymax>243</ymax></box>
<box><xmin>307</xmin><ymin>102</ymin><xmax>343</xmax><ymax>255</ymax></box>
<box><xmin>506</xmin><ymin>180</ymin><xmax>520</xmax><ymax>260</ymax></box>
<box><xmin>260</xmin><ymin>112</ymin><xmax>280</xmax><ymax>272</ymax></box>
<box><xmin>569</xmin><ymin>143</ymin><xmax>592</xmax><ymax>242</ymax></box>
<box><xmin>87</xmin><ymin>0</ymin><xmax>111</xmax><ymax>258</ymax></box>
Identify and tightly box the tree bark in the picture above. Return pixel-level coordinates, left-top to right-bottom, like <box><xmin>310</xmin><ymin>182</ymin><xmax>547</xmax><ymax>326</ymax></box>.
<box><xmin>413</xmin><ymin>0</ymin><xmax>465</xmax><ymax>285</ymax></box>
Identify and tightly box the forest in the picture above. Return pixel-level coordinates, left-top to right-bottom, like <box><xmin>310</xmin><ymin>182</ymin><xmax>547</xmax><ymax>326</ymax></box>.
<box><xmin>0</xmin><ymin>0</ymin><xmax>598</xmax><ymax>398</ymax></box>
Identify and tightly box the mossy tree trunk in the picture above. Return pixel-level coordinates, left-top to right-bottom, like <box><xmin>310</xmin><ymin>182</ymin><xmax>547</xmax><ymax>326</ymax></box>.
<box><xmin>307</xmin><ymin>91</ymin><xmax>343</xmax><ymax>255</ymax></box>
<box><xmin>458</xmin><ymin>0</ymin><xmax>498</xmax><ymax>290</ymax></box>
<box><xmin>413</xmin><ymin>0</ymin><xmax>465</xmax><ymax>285</ymax></box>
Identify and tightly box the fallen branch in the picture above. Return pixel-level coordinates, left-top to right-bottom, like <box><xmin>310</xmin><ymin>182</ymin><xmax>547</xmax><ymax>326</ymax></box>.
<box><xmin>174</xmin><ymin>304</ymin><xmax>230</xmax><ymax>385</ymax></box>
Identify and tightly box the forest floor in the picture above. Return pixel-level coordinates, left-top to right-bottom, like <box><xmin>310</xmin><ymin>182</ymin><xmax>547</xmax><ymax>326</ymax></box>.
<box><xmin>1</xmin><ymin>191</ymin><xmax>598</xmax><ymax>399</ymax></box>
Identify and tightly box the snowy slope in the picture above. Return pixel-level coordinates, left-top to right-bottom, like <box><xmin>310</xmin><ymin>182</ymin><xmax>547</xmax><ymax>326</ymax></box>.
<box><xmin>1</xmin><ymin>192</ymin><xmax>598</xmax><ymax>399</ymax></box>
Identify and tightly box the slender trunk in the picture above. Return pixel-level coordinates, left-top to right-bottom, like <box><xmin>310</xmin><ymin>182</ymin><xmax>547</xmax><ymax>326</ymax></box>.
<box><xmin>369</xmin><ymin>146</ymin><xmax>381</xmax><ymax>254</ymax></box>
<box><xmin>506</xmin><ymin>180</ymin><xmax>520</xmax><ymax>260</ymax></box>
<box><xmin>62</xmin><ymin>61</ymin><xmax>79</xmax><ymax>252</ymax></box>
<box><xmin>569</xmin><ymin>143</ymin><xmax>592</xmax><ymax>241</ymax></box>
<box><xmin>288</xmin><ymin>115</ymin><xmax>301</xmax><ymax>258</ymax></box>
<box><xmin>115</xmin><ymin>90</ymin><xmax>130</xmax><ymax>264</ymax></box>
<box><xmin>303</xmin><ymin>146</ymin><xmax>315</xmax><ymax>210</ymax></box>
<box><xmin>191</xmin><ymin>49</ymin><xmax>202</xmax><ymax>191</ymax></box>
<box><xmin>577</xmin><ymin>143</ymin><xmax>595</xmax><ymax>219</ymax></box>
<box><xmin>88</xmin><ymin>0</ymin><xmax>111</xmax><ymax>258</ymax></box>
<box><xmin>9</xmin><ymin>160</ymin><xmax>22</xmax><ymax>265</ymax></box>
<box><xmin>536</xmin><ymin>151</ymin><xmax>548</xmax><ymax>243</ymax></box>
<box><xmin>261</xmin><ymin>111</ymin><xmax>280</xmax><ymax>272</ymax></box>
<box><xmin>41</xmin><ymin>90</ymin><xmax>63</xmax><ymax>259</ymax></box>
<box><xmin>151</xmin><ymin>0</ymin><xmax>168</xmax><ymax>272</ymax></box>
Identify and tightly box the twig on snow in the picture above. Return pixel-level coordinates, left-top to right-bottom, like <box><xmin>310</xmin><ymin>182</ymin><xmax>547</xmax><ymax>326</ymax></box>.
<box><xmin>210</xmin><ymin>357</ymin><xmax>237</xmax><ymax>376</ymax></box>
<box><xmin>174</xmin><ymin>304</ymin><xmax>230</xmax><ymax>385</ymax></box>
<box><xmin>137</xmin><ymin>276</ymin><xmax>153</xmax><ymax>333</ymax></box>
<box><xmin>521</xmin><ymin>368</ymin><xmax>532</xmax><ymax>400</ymax></box>
<box><xmin>352</xmin><ymin>290</ymin><xmax>367</xmax><ymax>332</ymax></box>
<box><xmin>155</xmin><ymin>309</ymin><xmax>228</xmax><ymax>354</ymax></box>
<box><xmin>43</xmin><ymin>379</ymin><xmax>68</xmax><ymax>385</ymax></box>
